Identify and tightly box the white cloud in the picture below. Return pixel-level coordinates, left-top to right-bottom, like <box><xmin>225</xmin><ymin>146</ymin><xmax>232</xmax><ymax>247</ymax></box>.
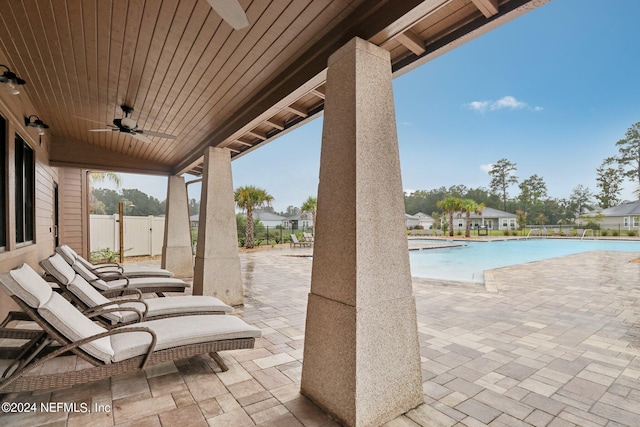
<box><xmin>480</xmin><ymin>164</ymin><xmax>493</xmax><ymax>173</ymax></box>
<box><xmin>464</xmin><ymin>96</ymin><xmax>542</xmax><ymax>113</ymax></box>
<box><xmin>491</xmin><ymin>96</ymin><xmax>526</xmax><ymax>110</ymax></box>
<box><xmin>466</xmin><ymin>101</ymin><xmax>491</xmax><ymax>113</ymax></box>
<box><xmin>404</xmin><ymin>189</ymin><xmax>416</xmax><ymax>195</ymax></box>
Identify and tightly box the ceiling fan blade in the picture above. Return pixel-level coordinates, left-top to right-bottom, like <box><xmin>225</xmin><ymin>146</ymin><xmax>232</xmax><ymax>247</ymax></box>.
<box><xmin>130</xmin><ymin>133</ymin><xmax>153</xmax><ymax>143</ymax></box>
<box><xmin>89</xmin><ymin>128</ymin><xmax>119</xmax><ymax>132</ymax></box>
<box><xmin>72</xmin><ymin>115</ymin><xmax>115</xmax><ymax>126</ymax></box>
<box><xmin>138</xmin><ymin>129</ymin><xmax>177</xmax><ymax>139</ymax></box>
<box><xmin>207</xmin><ymin>0</ymin><xmax>249</xmax><ymax>30</ymax></box>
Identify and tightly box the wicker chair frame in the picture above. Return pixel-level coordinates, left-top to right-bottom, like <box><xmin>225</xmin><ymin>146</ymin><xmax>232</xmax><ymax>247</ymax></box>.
<box><xmin>0</xmin><ymin>296</ymin><xmax>254</xmax><ymax>395</ymax></box>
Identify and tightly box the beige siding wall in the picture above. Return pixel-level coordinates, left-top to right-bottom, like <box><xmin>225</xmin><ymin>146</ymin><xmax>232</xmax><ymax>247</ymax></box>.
<box><xmin>58</xmin><ymin>168</ymin><xmax>89</xmax><ymax>258</ymax></box>
<box><xmin>0</xmin><ymin>53</ymin><xmax>88</xmax><ymax>318</ymax></box>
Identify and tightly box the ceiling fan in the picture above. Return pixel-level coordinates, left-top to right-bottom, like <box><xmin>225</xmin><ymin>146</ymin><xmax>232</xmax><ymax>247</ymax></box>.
<box><xmin>87</xmin><ymin>105</ymin><xmax>176</xmax><ymax>143</ymax></box>
<box><xmin>207</xmin><ymin>0</ymin><xmax>249</xmax><ymax>30</ymax></box>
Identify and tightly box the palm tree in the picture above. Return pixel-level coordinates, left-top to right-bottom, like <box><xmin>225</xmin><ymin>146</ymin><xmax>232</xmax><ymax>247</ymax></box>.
<box><xmin>301</xmin><ymin>196</ymin><xmax>317</xmax><ymax>235</ymax></box>
<box><xmin>234</xmin><ymin>185</ymin><xmax>274</xmax><ymax>249</ymax></box>
<box><xmin>460</xmin><ymin>199</ymin><xmax>485</xmax><ymax>238</ymax></box>
<box><xmin>437</xmin><ymin>196</ymin><xmax>462</xmax><ymax>237</ymax></box>
<box><xmin>88</xmin><ymin>171</ymin><xmax>122</xmax><ymax>214</ymax></box>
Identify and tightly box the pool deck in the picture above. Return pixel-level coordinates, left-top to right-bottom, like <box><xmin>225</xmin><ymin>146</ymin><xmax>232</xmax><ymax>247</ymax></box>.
<box><xmin>2</xmin><ymin>249</ymin><xmax>640</xmax><ymax>426</ymax></box>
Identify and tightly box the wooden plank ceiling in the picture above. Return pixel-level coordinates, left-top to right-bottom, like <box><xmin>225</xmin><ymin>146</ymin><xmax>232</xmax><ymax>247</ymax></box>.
<box><xmin>0</xmin><ymin>0</ymin><xmax>549</xmax><ymax>176</ymax></box>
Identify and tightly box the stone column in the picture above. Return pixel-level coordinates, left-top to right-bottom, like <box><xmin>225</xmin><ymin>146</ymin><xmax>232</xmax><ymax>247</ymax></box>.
<box><xmin>300</xmin><ymin>37</ymin><xmax>423</xmax><ymax>427</ymax></box>
<box><xmin>161</xmin><ymin>175</ymin><xmax>193</xmax><ymax>277</ymax></box>
<box><xmin>193</xmin><ymin>147</ymin><xmax>243</xmax><ymax>306</ymax></box>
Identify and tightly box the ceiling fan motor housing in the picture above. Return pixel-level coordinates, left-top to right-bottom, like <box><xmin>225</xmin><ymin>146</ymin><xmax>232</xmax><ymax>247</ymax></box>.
<box><xmin>120</xmin><ymin>117</ymin><xmax>137</xmax><ymax>130</ymax></box>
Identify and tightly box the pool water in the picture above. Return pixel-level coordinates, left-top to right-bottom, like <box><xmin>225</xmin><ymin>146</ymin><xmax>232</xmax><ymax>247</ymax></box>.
<box><xmin>409</xmin><ymin>239</ymin><xmax>640</xmax><ymax>283</ymax></box>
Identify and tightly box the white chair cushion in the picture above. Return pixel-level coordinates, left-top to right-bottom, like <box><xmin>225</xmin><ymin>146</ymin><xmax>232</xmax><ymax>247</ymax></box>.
<box><xmin>38</xmin><ymin>292</ymin><xmax>114</xmax><ymax>363</ymax></box>
<box><xmin>110</xmin><ymin>315</ymin><xmax>262</xmax><ymax>362</ymax></box>
<box><xmin>68</xmin><ymin>275</ymin><xmax>123</xmax><ymax>323</ymax></box>
<box><xmin>118</xmin><ymin>295</ymin><xmax>232</xmax><ymax>323</ymax></box>
<box><xmin>72</xmin><ymin>260</ymin><xmax>100</xmax><ymax>282</ymax></box>
<box><xmin>40</xmin><ymin>254</ymin><xmax>76</xmax><ymax>285</ymax></box>
<box><xmin>56</xmin><ymin>245</ymin><xmax>78</xmax><ymax>264</ymax></box>
<box><xmin>6</xmin><ymin>264</ymin><xmax>53</xmax><ymax>308</ymax></box>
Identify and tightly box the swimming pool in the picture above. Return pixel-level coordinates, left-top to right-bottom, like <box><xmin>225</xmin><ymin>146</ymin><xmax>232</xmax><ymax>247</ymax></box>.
<box><xmin>409</xmin><ymin>239</ymin><xmax>640</xmax><ymax>283</ymax></box>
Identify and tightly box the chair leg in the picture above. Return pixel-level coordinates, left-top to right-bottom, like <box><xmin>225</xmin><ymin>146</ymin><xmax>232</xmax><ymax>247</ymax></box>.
<box><xmin>209</xmin><ymin>352</ymin><xmax>229</xmax><ymax>372</ymax></box>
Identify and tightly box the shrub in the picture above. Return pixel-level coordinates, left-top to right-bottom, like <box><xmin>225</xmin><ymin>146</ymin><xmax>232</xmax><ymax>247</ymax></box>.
<box><xmin>628</xmin><ymin>230</ymin><xmax>637</xmax><ymax>237</ymax></box>
<box><xmin>601</xmin><ymin>229</ymin><xmax>609</xmax><ymax>236</ymax></box>
<box><xmin>612</xmin><ymin>230</ymin><xmax>619</xmax><ymax>236</ymax></box>
<box><xmin>503</xmin><ymin>230</ymin><xmax>510</xmax><ymax>236</ymax></box>
<box><xmin>90</xmin><ymin>247</ymin><xmax>122</xmax><ymax>263</ymax></box>
<box><xmin>238</xmin><ymin>237</ymin><xmax>246</xmax><ymax>247</ymax></box>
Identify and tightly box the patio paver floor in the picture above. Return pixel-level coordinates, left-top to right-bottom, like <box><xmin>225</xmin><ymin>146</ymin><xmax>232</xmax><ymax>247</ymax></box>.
<box><xmin>1</xmin><ymin>248</ymin><xmax>639</xmax><ymax>426</ymax></box>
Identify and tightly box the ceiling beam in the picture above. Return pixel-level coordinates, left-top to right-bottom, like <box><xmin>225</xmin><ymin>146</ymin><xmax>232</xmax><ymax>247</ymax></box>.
<box><xmin>284</xmin><ymin>103</ymin><xmax>309</xmax><ymax>118</ymax></box>
<box><xmin>310</xmin><ymin>86</ymin><xmax>326</xmax><ymax>99</ymax></box>
<box><xmin>49</xmin><ymin>135</ymin><xmax>172</xmax><ymax>175</ymax></box>
<box><xmin>264</xmin><ymin>117</ymin><xmax>285</xmax><ymax>130</ymax></box>
<box><xmin>470</xmin><ymin>0</ymin><xmax>500</xmax><ymax>18</ymax></box>
<box><xmin>395</xmin><ymin>29</ymin><xmax>425</xmax><ymax>55</ymax></box>
<box><xmin>246</xmin><ymin>129</ymin><xmax>267</xmax><ymax>140</ymax></box>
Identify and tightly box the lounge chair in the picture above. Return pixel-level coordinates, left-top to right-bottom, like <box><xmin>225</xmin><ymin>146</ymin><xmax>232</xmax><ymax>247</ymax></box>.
<box><xmin>40</xmin><ymin>254</ymin><xmax>233</xmax><ymax>327</ymax></box>
<box><xmin>55</xmin><ymin>252</ymin><xmax>190</xmax><ymax>295</ymax></box>
<box><xmin>290</xmin><ymin>234</ymin><xmax>312</xmax><ymax>248</ymax></box>
<box><xmin>56</xmin><ymin>244</ymin><xmax>173</xmax><ymax>278</ymax></box>
<box><xmin>303</xmin><ymin>232</ymin><xmax>314</xmax><ymax>243</ymax></box>
<box><xmin>0</xmin><ymin>264</ymin><xmax>261</xmax><ymax>394</ymax></box>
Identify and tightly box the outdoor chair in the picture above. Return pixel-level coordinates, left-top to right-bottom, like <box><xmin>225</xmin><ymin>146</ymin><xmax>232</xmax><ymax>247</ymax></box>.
<box><xmin>0</xmin><ymin>264</ymin><xmax>261</xmax><ymax>395</ymax></box>
<box><xmin>303</xmin><ymin>232</ymin><xmax>314</xmax><ymax>243</ymax></box>
<box><xmin>55</xmin><ymin>251</ymin><xmax>190</xmax><ymax>295</ymax></box>
<box><xmin>290</xmin><ymin>234</ymin><xmax>312</xmax><ymax>248</ymax></box>
<box><xmin>56</xmin><ymin>244</ymin><xmax>173</xmax><ymax>278</ymax></box>
<box><xmin>40</xmin><ymin>254</ymin><xmax>233</xmax><ymax>327</ymax></box>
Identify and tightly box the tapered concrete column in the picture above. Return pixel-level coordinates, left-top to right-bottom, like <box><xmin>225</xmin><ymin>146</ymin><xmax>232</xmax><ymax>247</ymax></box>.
<box><xmin>193</xmin><ymin>147</ymin><xmax>243</xmax><ymax>306</ymax></box>
<box><xmin>300</xmin><ymin>38</ymin><xmax>423</xmax><ymax>427</ymax></box>
<box><xmin>161</xmin><ymin>175</ymin><xmax>193</xmax><ymax>277</ymax></box>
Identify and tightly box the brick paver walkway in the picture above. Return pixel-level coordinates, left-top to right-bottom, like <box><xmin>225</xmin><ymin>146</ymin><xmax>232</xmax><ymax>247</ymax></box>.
<box><xmin>1</xmin><ymin>248</ymin><xmax>639</xmax><ymax>426</ymax></box>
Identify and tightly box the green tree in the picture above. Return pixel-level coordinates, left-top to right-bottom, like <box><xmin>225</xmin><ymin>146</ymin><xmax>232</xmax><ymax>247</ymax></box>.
<box><xmin>189</xmin><ymin>198</ymin><xmax>200</xmax><ymax>216</ymax></box>
<box><xmin>608</xmin><ymin>122</ymin><xmax>640</xmax><ymax>190</ymax></box>
<box><xmin>595</xmin><ymin>162</ymin><xmax>623</xmax><ymax>208</ymax></box>
<box><xmin>515</xmin><ymin>210</ymin><xmax>528</xmax><ymax>231</ymax></box>
<box><xmin>437</xmin><ymin>196</ymin><xmax>462</xmax><ymax>237</ymax></box>
<box><xmin>234</xmin><ymin>186</ymin><xmax>274</xmax><ymax>249</ymax></box>
<box><xmin>568</xmin><ymin>185</ymin><xmax>593</xmax><ymax>218</ymax></box>
<box><xmin>459</xmin><ymin>199</ymin><xmax>485</xmax><ymax>238</ymax></box>
<box><xmin>88</xmin><ymin>172</ymin><xmax>121</xmax><ymax>214</ymax></box>
<box><xmin>489</xmin><ymin>159</ymin><xmax>518</xmax><ymax>211</ymax></box>
<box><xmin>301</xmin><ymin>196</ymin><xmax>317</xmax><ymax>234</ymax></box>
<box><xmin>518</xmin><ymin>174</ymin><xmax>547</xmax><ymax>222</ymax></box>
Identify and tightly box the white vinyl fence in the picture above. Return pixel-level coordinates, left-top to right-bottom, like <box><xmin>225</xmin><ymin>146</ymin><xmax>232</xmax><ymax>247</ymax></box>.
<box><xmin>90</xmin><ymin>215</ymin><xmax>165</xmax><ymax>257</ymax></box>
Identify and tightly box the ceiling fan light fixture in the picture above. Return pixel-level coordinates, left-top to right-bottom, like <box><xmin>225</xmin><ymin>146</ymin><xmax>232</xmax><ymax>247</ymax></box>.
<box><xmin>0</xmin><ymin>64</ymin><xmax>26</xmax><ymax>95</ymax></box>
<box><xmin>24</xmin><ymin>115</ymin><xmax>49</xmax><ymax>136</ymax></box>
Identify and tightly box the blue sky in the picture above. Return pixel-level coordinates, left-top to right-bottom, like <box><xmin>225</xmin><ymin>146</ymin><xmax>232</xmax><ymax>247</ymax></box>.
<box><xmin>111</xmin><ymin>0</ymin><xmax>640</xmax><ymax>212</ymax></box>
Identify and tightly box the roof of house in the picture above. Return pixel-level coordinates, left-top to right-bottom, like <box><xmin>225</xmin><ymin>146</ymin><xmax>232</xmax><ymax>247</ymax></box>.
<box><xmin>589</xmin><ymin>200</ymin><xmax>640</xmax><ymax>216</ymax></box>
<box><xmin>469</xmin><ymin>207</ymin><xmax>516</xmax><ymax>219</ymax></box>
<box><xmin>254</xmin><ymin>211</ymin><xmax>288</xmax><ymax>221</ymax></box>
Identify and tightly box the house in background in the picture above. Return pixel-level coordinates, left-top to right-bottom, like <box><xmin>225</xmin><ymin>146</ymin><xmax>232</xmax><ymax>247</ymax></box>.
<box><xmin>582</xmin><ymin>200</ymin><xmax>640</xmax><ymax>231</ymax></box>
<box><xmin>451</xmin><ymin>207</ymin><xmax>517</xmax><ymax>231</ymax></box>
<box><xmin>406</xmin><ymin>212</ymin><xmax>435</xmax><ymax>229</ymax></box>
<box><xmin>254</xmin><ymin>211</ymin><xmax>288</xmax><ymax>228</ymax></box>
<box><xmin>285</xmin><ymin>212</ymin><xmax>314</xmax><ymax>230</ymax></box>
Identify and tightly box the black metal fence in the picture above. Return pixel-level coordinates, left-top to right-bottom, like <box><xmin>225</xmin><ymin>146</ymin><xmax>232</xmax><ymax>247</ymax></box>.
<box><xmin>190</xmin><ymin>223</ymin><xmax>314</xmax><ymax>249</ymax></box>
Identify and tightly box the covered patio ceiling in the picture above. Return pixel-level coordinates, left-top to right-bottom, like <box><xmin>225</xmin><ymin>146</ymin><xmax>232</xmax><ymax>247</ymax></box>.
<box><xmin>0</xmin><ymin>0</ymin><xmax>548</xmax><ymax>177</ymax></box>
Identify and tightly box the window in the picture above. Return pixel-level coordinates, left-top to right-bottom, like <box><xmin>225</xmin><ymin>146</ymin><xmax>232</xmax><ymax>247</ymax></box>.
<box><xmin>624</xmin><ymin>217</ymin><xmax>629</xmax><ymax>227</ymax></box>
<box><xmin>15</xmin><ymin>134</ymin><xmax>34</xmax><ymax>244</ymax></box>
<box><xmin>634</xmin><ymin>217</ymin><xmax>639</xmax><ymax>227</ymax></box>
<box><xmin>0</xmin><ymin>115</ymin><xmax>5</xmax><ymax>248</ymax></box>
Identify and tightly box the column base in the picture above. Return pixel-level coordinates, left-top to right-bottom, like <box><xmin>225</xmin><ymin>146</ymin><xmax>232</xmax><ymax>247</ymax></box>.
<box><xmin>301</xmin><ymin>293</ymin><xmax>423</xmax><ymax>427</ymax></box>
<box><xmin>161</xmin><ymin>246</ymin><xmax>193</xmax><ymax>278</ymax></box>
<box><xmin>193</xmin><ymin>255</ymin><xmax>243</xmax><ymax>306</ymax></box>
